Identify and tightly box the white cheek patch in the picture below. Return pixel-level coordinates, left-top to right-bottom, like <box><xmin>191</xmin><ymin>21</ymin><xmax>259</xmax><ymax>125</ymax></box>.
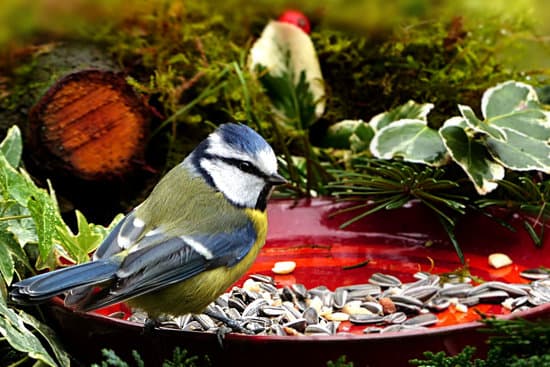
<box><xmin>200</xmin><ymin>158</ymin><xmax>264</xmax><ymax>208</ymax></box>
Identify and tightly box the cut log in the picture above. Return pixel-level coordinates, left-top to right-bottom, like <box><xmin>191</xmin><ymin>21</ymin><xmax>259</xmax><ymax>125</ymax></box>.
<box><xmin>28</xmin><ymin>69</ymin><xmax>149</xmax><ymax>180</ymax></box>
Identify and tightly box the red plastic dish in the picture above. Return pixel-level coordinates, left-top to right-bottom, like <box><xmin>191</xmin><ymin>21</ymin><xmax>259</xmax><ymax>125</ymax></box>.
<box><xmin>45</xmin><ymin>199</ymin><xmax>550</xmax><ymax>366</ymax></box>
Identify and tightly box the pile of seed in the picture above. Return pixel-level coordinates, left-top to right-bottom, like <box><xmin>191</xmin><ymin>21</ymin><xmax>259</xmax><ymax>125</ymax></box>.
<box><xmin>124</xmin><ymin>268</ymin><xmax>550</xmax><ymax>336</ymax></box>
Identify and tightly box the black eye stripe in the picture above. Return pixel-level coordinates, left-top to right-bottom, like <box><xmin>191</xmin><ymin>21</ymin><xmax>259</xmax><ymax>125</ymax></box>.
<box><xmin>213</xmin><ymin>156</ymin><xmax>268</xmax><ymax>180</ymax></box>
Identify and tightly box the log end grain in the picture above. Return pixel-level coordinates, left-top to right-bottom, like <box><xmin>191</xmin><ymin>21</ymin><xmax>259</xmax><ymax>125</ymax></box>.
<box><xmin>28</xmin><ymin>69</ymin><xmax>150</xmax><ymax>180</ymax></box>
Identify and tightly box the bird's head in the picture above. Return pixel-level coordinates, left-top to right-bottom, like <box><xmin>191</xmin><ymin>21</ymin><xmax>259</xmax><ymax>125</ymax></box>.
<box><xmin>187</xmin><ymin>123</ymin><xmax>286</xmax><ymax>211</ymax></box>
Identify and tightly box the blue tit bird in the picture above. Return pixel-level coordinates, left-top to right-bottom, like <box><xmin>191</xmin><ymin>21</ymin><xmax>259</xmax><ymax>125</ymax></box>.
<box><xmin>11</xmin><ymin>123</ymin><xmax>286</xmax><ymax>321</ymax></box>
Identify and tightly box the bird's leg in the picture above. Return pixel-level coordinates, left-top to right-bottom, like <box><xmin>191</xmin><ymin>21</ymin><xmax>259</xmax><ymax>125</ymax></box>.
<box><xmin>203</xmin><ymin>309</ymin><xmax>255</xmax><ymax>344</ymax></box>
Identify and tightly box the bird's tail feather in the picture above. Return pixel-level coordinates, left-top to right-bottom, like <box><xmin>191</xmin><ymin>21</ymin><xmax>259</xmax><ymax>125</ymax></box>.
<box><xmin>10</xmin><ymin>259</ymin><xmax>118</xmax><ymax>305</ymax></box>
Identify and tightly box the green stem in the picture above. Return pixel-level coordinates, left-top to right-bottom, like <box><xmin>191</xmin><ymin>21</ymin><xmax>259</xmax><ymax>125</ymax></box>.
<box><xmin>8</xmin><ymin>356</ymin><xmax>30</xmax><ymax>367</ymax></box>
<box><xmin>0</xmin><ymin>215</ymin><xmax>31</xmax><ymax>222</ymax></box>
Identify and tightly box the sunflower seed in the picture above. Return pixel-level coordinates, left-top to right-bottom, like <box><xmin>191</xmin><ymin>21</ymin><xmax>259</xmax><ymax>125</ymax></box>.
<box><xmin>302</xmin><ymin>306</ymin><xmax>319</xmax><ymax>324</ymax></box>
<box><xmin>305</xmin><ymin>324</ymin><xmax>332</xmax><ymax>335</ymax></box>
<box><xmin>333</xmin><ymin>288</ymin><xmax>348</xmax><ymax>308</ymax></box>
<box><xmin>349</xmin><ymin>314</ymin><xmax>385</xmax><ymax>325</ymax></box>
<box><xmin>369</xmin><ymin>273</ymin><xmax>402</xmax><ymax>287</ymax></box>
<box><xmin>440</xmin><ymin>283</ymin><xmax>472</xmax><ymax>297</ymax></box>
<box><xmin>291</xmin><ymin>283</ymin><xmax>308</xmax><ymax>299</ymax></box>
<box><xmin>362</xmin><ymin>301</ymin><xmax>384</xmax><ymax>314</ymax></box>
<box><xmin>250</xmin><ymin>273</ymin><xmax>275</xmax><ymax>284</ymax></box>
<box><xmin>182</xmin><ymin>320</ymin><xmax>204</xmax><ymax>332</ymax></box>
<box><xmin>284</xmin><ymin>318</ymin><xmax>307</xmax><ymax>332</ymax></box>
<box><xmin>402</xmin><ymin>285</ymin><xmax>439</xmax><ymax>301</ymax></box>
<box><xmin>468</xmin><ymin>281</ymin><xmax>527</xmax><ymax>297</ymax></box>
<box><xmin>476</xmin><ymin>290</ymin><xmax>509</xmax><ymax>304</ymax></box>
<box><xmin>194</xmin><ymin>314</ymin><xmax>216</xmax><ymax>330</ymax></box>
<box><xmin>384</xmin><ymin>311</ymin><xmax>407</xmax><ymax>324</ymax></box>
<box><xmin>228</xmin><ymin>297</ymin><xmax>247</xmax><ymax>313</ymax></box>
<box><xmin>520</xmin><ymin>268</ymin><xmax>550</xmax><ymax>280</ymax></box>
<box><xmin>261</xmin><ymin>305</ymin><xmax>286</xmax><ymax>318</ymax></box>
<box><xmin>425</xmin><ymin>297</ymin><xmax>451</xmax><ymax>312</ymax></box>
<box><xmin>394</xmin><ymin>302</ymin><xmax>421</xmax><ymax>314</ymax></box>
<box><xmin>389</xmin><ymin>295</ymin><xmax>423</xmax><ymax>308</ymax></box>
<box><xmin>403</xmin><ymin>313</ymin><xmax>438</xmax><ymax>327</ymax></box>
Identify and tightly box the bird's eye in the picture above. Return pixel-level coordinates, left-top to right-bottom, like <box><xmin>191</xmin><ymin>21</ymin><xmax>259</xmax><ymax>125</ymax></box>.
<box><xmin>238</xmin><ymin>161</ymin><xmax>253</xmax><ymax>172</ymax></box>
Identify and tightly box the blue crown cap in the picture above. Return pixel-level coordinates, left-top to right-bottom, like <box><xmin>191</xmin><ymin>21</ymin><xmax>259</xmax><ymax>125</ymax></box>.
<box><xmin>218</xmin><ymin>123</ymin><xmax>271</xmax><ymax>155</ymax></box>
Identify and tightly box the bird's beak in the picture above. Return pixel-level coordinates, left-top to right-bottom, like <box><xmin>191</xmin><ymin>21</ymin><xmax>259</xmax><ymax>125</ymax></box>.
<box><xmin>268</xmin><ymin>172</ymin><xmax>287</xmax><ymax>185</ymax></box>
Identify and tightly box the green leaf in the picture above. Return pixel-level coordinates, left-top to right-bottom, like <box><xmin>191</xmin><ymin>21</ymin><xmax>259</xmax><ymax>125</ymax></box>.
<box><xmin>17</xmin><ymin>310</ymin><xmax>71</xmax><ymax>367</ymax></box>
<box><xmin>2</xmin><ymin>204</ymin><xmax>38</xmax><ymax>246</ymax></box>
<box><xmin>458</xmin><ymin>104</ymin><xmax>506</xmax><ymax>140</ymax></box>
<box><xmin>321</xmin><ymin>120</ymin><xmax>375</xmax><ymax>152</ymax></box>
<box><xmin>370</xmin><ymin>119</ymin><xmax>448</xmax><ymax>165</ymax></box>
<box><xmin>482</xmin><ymin>80</ymin><xmax>540</xmax><ymax>118</ymax></box>
<box><xmin>488</xmin><ymin>109</ymin><xmax>550</xmax><ymax>140</ymax></box>
<box><xmin>0</xmin><ymin>293</ymin><xmax>61</xmax><ymax>367</ymax></box>
<box><xmin>27</xmin><ymin>190</ymin><xmax>59</xmax><ymax>270</ymax></box>
<box><xmin>322</xmin><ymin>120</ymin><xmax>364</xmax><ymax>149</ymax></box>
<box><xmin>0</xmin><ymin>232</ymin><xmax>15</xmax><ymax>285</ymax></box>
<box><xmin>350</xmin><ymin>122</ymin><xmax>375</xmax><ymax>153</ymax></box>
<box><xmin>486</xmin><ymin>128</ymin><xmax>550</xmax><ymax>172</ymax></box>
<box><xmin>369</xmin><ymin>100</ymin><xmax>433</xmax><ymax>131</ymax></box>
<box><xmin>440</xmin><ymin>117</ymin><xmax>505</xmax><ymax>195</ymax></box>
<box><xmin>0</xmin><ymin>154</ymin><xmax>34</xmax><ymax>207</ymax></box>
<box><xmin>256</xmin><ymin>65</ymin><xmax>317</xmax><ymax>129</ymax></box>
<box><xmin>0</xmin><ymin>125</ymin><xmax>23</xmax><ymax>168</ymax></box>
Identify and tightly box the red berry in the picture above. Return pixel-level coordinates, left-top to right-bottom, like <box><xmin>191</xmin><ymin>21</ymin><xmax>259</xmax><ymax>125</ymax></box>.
<box><xmin>278</xmin><ymin>9</ymin><xmax>311</xmax><ymax>34</ymax></box>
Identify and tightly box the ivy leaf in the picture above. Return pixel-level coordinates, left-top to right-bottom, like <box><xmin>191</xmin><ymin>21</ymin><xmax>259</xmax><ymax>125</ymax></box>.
<box><xmin>56</xmin><ymin>211</ymin><xmax>122</xmax><ymax>264</ymax></box>
<box><xmin>370</xmin><ymin>101</ymin><xmax>433</xmax><ymax>131</ymax></box>
<box><xmin>0</xmin><ymin>232</ymin><xmax>15</xmax><ymax>285</ymax></box>
<box><xmin>482</xmin><ymin>80</ymin><xmax>541</xmax><ymax>118</ymax></box>
<box><xmin>0</xmin><ymin>154</ymin><xmax>34</xmax><ymax>207</ymax></box>
<box><xmin>17</xmin><ymin>310</ymin><xmax>71</xmax><ymax>367</ymax></box>
<box><xmin>0</xmin><ymin>125</ymin><xmax>22</xmax><ymax>168</ymax></box>
<box><xmin>458</xmin><ymin>104</ymin><xmax>506</xmax><ymax>140</ymax></box>
<box><xmin>0</xmin><ymin>293</ymin><xmax>61</xmax><ymax>367</ymax></box>
<box><xmin>486</xmin><ymin>128</ymin><xmax>550</xmax><ymax>172</ymax></box>
<box><xmin>249</xmin><ymin>20</ymin><xmax>325</xmax><ymax>128</ymax></box>
<box><xmin>440</xmin><ymin>117</ymin><xmax>505</xmax><ymax>194</ymax></box>
<box><xmin>350</xmin><ymin>122</ymin><xmax>375</xmax><ymax>153</ymax></box>
<box><xmin>2</xmin><ymin>203</ymin><xmax>38</xmax><ymax>246</ymax></box>
<box><xmin>27</xmin><ymin>190</ymin><xmax>60</xmax><ymax>270</ymax></box>
<box><xmin>370</xmin><ymin>119</ymin><xmax>448</xmax><ymax>166</ymax></box>
<box><xmin>482</xmin><ymin>80</ymin><xmax>550</xmax><ymax>140</ymax></box>
<box><xmin>321</xmin><ymin>120</ymin><xmax>374</xmax><ymax>152</ymax></box>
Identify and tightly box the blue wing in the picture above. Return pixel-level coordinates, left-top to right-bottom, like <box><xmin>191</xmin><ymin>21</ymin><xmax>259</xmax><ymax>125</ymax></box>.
<box><xmin>80</xmin><ymin>219</ymin><xmax>257</xmax><ymax>311</ymax></box>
